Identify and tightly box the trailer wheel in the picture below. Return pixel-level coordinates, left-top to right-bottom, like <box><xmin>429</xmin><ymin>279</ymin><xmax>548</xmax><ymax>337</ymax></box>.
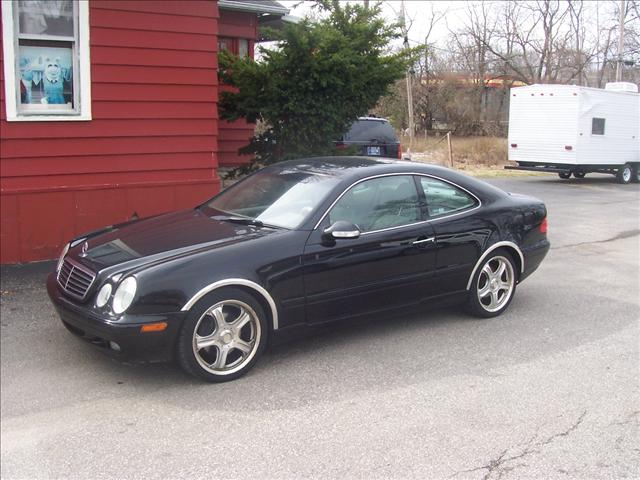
<box><xmin>558</xmin><ymin>172</ymin><xmax>571</xmax><ymax>179</ymax></box>
<box><xmin>573</xmin><ymin>172</ymin><xmax>586</xmax><ymax>179</ymax></box>
<box><xmin>616</xmin><ymin>164</ymin><xmax>633</xmax><ymax>184</ymax></box>
<box><xmin>632</xmin><ymin>165</ymin><xmax>640</xmax><ymax>183</ymax></box>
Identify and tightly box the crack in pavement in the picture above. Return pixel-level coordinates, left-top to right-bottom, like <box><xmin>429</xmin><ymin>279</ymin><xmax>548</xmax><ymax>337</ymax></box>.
<box><xmin>450</xmin><ymin>411</ymin><xmax>587</xmax><ymax>480</ymax></box>
<box><xmin>552</xmin><ymin>230</ymin><xmax>640</xmax><ymax>250</ymax></box>
<box><xmin>609</xmin><ymin>410</ymin><xmax>639</xmax><ymax>428</ymax></box>
<box><xmin>610</xmin><ymin>411</ymin><xmax>640</xmax><ymax>456</ymax></box>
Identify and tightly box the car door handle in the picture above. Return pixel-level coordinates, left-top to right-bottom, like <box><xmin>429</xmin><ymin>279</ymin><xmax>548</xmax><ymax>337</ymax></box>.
<box><xmin>413</xmin><ymin>237</ymin><xmax>435</xmax><ymax>245</ymax></box>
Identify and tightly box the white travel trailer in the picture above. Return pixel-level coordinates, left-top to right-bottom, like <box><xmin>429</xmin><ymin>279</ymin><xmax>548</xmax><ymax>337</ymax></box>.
<box><xmin>506</xmin><ymin>83</ymin><xmax>639</xmax><ymax>183</ymax></box>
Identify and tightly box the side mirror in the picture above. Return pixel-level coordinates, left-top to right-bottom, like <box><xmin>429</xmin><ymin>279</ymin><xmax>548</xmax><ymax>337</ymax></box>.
<box><xmin>322</xmin><ymin>220</ymin><xmax>361</xmax><ymax>243</ymax></box>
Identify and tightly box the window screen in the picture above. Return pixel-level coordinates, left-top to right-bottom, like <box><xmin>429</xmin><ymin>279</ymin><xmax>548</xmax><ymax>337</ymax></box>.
<box><xmin>592</xmin><ymin>118</ymin><xmax>605</xmax><ymax>135</ymax></box>
<box><xmin>218</xmin><ymin>37</ymin><xmax>232</xmax><ymax>52</ymax></box>
<box><xmin>14</xmin><ymin>0</ymin><xmax>78</xmax><ymax>114</ymax></box>
<box><xmin>238</xmin><ymin>39</ymin><xmax>249</xmax><ymax>57</ymax></box>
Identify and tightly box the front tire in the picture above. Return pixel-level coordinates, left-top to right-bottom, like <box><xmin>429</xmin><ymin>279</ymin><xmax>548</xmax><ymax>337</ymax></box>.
<box><xmin>616</xmin><ymin>163</ymin><xmax>633</xmax><ymax>184</ymax></box>
<box><xmin>467</xmin><ymin>250</ymin><xmax>517</xmax><ymax>318</ymax></box>
<box><xmin>176</xmin><ymin>288</ymin><xmax>268</xmax><ymax>382</ymax></box>
<box><xmin>558</xmin><ymin>172</ymin><xmax>571</xmax><ymax>179</ymax></box>
<box><xmin>573</xmin><ymin>172</ymin><xmax>586</xmax><ymax>179</ymax></box>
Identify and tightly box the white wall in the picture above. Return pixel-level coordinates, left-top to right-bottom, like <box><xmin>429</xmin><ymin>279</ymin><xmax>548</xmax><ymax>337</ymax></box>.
<box><xmin>576</xmin><ymin>88</ymin><xmax>639</xmax><ymax>165</ymax></box>
<box><xmin>508</xmin><ymin>85</ymin><xmax>579</xmax><ymax>165</ymax></box>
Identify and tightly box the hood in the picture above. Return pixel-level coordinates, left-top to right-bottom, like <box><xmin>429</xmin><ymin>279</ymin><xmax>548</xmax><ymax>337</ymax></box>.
<box><xmin>70</xmin><ymin>209</ymin><xmax>279</xmax><ymax>271</ymax></box>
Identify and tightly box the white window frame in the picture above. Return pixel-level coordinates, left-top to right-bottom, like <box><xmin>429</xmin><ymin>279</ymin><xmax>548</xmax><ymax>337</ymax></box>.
<box><xmin>1</xmin><ymin>0</ymin><xmax>91</xmax><ymax>122</ymax></box>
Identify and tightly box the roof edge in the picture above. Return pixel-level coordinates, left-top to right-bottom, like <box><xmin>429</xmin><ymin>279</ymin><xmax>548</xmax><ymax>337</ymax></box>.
<box><xmin>218</xmin><ymin>0</ymin><xmax>289</xmax><ymax>15</ymax></box>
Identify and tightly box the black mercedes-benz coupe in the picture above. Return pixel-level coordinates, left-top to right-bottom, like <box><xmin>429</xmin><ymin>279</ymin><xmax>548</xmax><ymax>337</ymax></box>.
<box><xmin>48</xmin><ymin>157</ymin><xmax>549</xmax><ymax>382</ymax></box>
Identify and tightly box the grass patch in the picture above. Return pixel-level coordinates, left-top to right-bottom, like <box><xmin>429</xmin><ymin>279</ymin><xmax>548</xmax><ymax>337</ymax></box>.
<box><xmin>401</xmin><ymin>135</ymin><xmax>544</xmax><ymax>177</ymax></box>
<box><xmin>403</xmin><ymin>135</ymin><xmax>507</xmax><ymax>168</ymax></box>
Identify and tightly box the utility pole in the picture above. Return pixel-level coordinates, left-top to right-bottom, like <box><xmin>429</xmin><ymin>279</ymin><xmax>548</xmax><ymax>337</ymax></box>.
<box><xmin>616</xmin><ymin>0</ymin><xmax>625</xmax><ymax>81</ymax></box>
<box><xmin>400</xmin><ymin>0</ymin><xmax>414</xmax><ymax>152</ymax></box>
<box><xmin>363</xmin><ymin>0</ymin><xmax>369</xmax><ymax>9</ymax></box>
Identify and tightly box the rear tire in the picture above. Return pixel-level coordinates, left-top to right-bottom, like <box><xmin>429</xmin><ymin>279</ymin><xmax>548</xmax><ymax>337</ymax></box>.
<box><xmin>632</xmin><ymin>165</ymin><xmax>640</xmax><ymax>183</ymax></box>
<box><xmin>467</xmin><ymin>249</ymin><xmax>517</xmax><ymax>318</ymax></box>
<box><xmin>573</xmin><ymin>172</ymin><xmax>586</xmax><ymax>179</ymax></box>
<box><xmin>616</xmin><ymin>164</ymin><xmax>633</xmax><ymax>184</ymax></box>
<box><xmin>558</xmin><ymin>172</ymin><xmax>571</xmax><ymax>179</ymax></box>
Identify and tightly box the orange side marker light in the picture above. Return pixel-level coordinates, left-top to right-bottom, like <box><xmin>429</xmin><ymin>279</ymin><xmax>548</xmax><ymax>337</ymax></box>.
<box><xmin>141</xmin><ymin>322</ymin><xmax>168</xmax><ymax>333</ymax></box>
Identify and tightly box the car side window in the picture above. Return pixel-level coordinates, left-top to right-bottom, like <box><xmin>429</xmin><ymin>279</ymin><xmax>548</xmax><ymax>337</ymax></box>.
<box><xmin>419</xmin><ymin>177</ymin><xmax>477</xmax><ymax>218</ymax></box>
<box><xmin>328</xmin><ymin>176</ymin><xmax>421</xmax><ymax>232</ymax></box>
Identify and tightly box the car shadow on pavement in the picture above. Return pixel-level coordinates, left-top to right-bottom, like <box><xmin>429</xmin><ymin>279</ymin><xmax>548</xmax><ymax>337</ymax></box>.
<box><xmin>2</xmin><ymin>248</ymin><xmax>637</xmax><ymax>417</ymax></box>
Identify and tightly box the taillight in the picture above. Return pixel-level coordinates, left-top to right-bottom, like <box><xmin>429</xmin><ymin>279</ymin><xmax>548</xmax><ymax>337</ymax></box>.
<box><xmin>540</xmin><ymin>217</ymin><xmax>548</xmax><ymax>234</ymax></box>
<box><xmin>398</xmin><ymin>144</ymin><xmax>403</xmax><ymax>159</ymax></box>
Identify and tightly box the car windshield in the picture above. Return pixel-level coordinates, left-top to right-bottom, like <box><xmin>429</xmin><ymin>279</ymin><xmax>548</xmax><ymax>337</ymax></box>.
<box><xmin>203</xmin><ymin>169</ymin><xmax>341</xmax><ymax>229</ymax></box>
<box><xmin>343</xmin><ymin>119</ymin><xmax>398</xmax><ymax>143</ymax></box>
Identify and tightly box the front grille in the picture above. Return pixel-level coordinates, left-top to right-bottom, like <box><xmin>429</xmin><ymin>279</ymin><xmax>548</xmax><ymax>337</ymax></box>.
<box><xmin>57</xmin><ymin>258</ymin><xmax>96</xmax><ymax>300</ymax></box>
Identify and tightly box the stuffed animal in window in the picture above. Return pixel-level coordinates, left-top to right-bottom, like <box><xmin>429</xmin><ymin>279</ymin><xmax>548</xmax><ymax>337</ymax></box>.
<box><xmin>42</xmin><ymin>57</ymin><xmax>65</xmax><ymax>104</ymax></box>
<box><xmin>19</xmin><ymin>57</ymin><xmax>34</xmax><ymax>104</ymax></box>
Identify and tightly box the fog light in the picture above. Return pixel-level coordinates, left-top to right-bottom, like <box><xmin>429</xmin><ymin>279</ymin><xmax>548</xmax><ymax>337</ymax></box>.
<box><xmin>109</xmin><ymin>341</ymin><xmax>121</xmax><ymax>352</ymax></box>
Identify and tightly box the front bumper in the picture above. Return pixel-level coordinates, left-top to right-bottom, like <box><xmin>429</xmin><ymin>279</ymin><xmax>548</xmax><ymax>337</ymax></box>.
<box><xmin>47</xmin><ymin>274</ymin><xmax>185</xmax><ymax>363</ymax></box>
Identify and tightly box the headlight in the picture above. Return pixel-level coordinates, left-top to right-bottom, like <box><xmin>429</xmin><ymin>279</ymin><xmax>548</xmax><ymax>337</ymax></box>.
<box><xmin>95</xmin><ymin>283</ymin><xmax>112</xmax><ymax>308</ymax></box>
<box><xmin>56</xmin><ymin>243</ymin><xmax>70</xmax><ymax>273</ymax></box>
<box><xmin>112</xmin><ymin>277</ymin><xmax>137</xmax><ymax>314</ymax></box>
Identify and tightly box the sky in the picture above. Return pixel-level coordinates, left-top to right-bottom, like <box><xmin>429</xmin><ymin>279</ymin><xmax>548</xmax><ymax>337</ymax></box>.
<box><xmin>276</xmin><ymin>0</ymin><xmax>623</xmax><ymax>56</ymax></box>
<box><xmin>277</xmin><ymin>0</ymin><xmax>477</xmax><ymax>48</ymax></box>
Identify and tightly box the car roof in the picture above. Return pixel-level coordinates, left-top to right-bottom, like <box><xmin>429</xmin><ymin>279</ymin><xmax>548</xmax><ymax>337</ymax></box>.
<box><xmin>356</xmin><ymin>116</ymin><xmax>390</xmax><ymax>123</ymax></box>
<box><xmin>270</xmin><ymin>156</ymin><xmax>405</xmax><ymax>178</ymax></box>
<box><xmin>269</xmin><ymin>156</ymin><xmax>506</xmax><ymax>199</ymax></box>
<box><xmin>271</xmin><ymin>156</ymin><xmax>449</xmax><ymax>179</ymax></box>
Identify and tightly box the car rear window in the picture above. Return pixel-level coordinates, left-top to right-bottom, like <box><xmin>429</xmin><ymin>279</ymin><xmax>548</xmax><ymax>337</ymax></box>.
<box><xmin>419</xmin><ymin>177</ymin><xmax>478</xmax><ymax>218</ymax></box>
<box><xmin>343</xmin><ymin>120</ymin><xmax>398</xmax><ymax>143</ymax></box>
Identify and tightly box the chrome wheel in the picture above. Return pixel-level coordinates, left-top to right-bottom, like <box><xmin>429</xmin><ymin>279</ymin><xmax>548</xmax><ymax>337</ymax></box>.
<box><xmin>623</xmin><ymin>166</ymin><xmax>631</xmax><ymax>183</ymax></box>
<box><xmin>476</xmin><ymin>256</ymin><xmax>515</xmax><ymax>313</ymax></box>
<box><xmin>192</xmin><ymin>300</ymin><xmax>261</xmax><ymax>375</ymax></box>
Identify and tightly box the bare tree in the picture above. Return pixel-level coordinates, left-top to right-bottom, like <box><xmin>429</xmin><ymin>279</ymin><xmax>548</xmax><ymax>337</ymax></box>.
<box><xmin>377</xmin><ymin>0</ymin><xmax>639</xmax><ymax>137</ymax></box>
<box><xmin>593</xmin><ymin>0</ymin><xmax>640</xmax><ymax>86</ymax></box>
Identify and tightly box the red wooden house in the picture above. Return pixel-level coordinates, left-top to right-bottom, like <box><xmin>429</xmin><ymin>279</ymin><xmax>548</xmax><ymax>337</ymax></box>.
<box><xmin>0</xmin><ymin>0</ymin><xmax>288</xmax><ymax>264</ymax></box>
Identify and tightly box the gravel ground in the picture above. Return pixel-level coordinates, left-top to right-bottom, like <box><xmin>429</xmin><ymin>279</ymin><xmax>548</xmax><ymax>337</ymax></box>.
<box><xmin>1</xmin><ymin>174</ymin><xmax>638</xmax><ymax>480</ymax></box>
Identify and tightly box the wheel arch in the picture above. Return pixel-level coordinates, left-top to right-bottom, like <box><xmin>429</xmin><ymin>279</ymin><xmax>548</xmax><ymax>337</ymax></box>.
<box><xmin>181</xmin><ymin>279</ymin><xmax>279</xmax><ymax>330</ymax></box>
<box><xmin>465</xmin><ymin>241</ymin><xmax>524</xmax><ymax>290</ymax></box>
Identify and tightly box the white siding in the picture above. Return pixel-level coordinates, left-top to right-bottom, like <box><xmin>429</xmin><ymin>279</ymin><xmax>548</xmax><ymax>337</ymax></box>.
<box><xmin>576</xmin><ymin>88</ymin><xmax>639</xmax><ymax>165</ymax></box>
<box><xmin>508</xmin><ymin>84</ymin><xmax>639</xmax><ymax>166</ymax></box>
<box><xmin>508</xmin><ymin>85</ymin><xmax>579</xmax><ymax>165</ymax></box>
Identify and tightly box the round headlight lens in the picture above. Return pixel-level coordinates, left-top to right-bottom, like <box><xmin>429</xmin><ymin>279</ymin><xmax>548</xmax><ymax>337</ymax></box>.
<box><xmin>95</xmin><ymin>283</ymin><xmax>112</xmax><ymax>308</ymax></box>
<box><xmin>112</xmin><ymin>277</ymin><xmax>137</xmax><ymax>314</ymax></box>
<box><xmin>56</xmin><ymin>243</ymin><xmax>70</xmax><ymax>273</ymax></box>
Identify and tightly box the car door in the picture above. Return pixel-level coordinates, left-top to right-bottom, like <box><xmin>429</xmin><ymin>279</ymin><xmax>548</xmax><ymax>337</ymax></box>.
<box><xmin>418</xmin><ymin>175</ymin><xmax>490</xmax><ymax>296</ymax></box>
<box><xmin>302</xmin><ymin>174</ymin><xmax>438</xmax><ymax>325</ymax></box>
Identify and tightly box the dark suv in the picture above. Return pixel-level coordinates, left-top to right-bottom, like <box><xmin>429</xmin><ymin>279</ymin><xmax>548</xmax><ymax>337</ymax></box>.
<box><xmin>336</xmin><ymin>117</ymin><xmax>403</xmax><ymax>159</ymax></box>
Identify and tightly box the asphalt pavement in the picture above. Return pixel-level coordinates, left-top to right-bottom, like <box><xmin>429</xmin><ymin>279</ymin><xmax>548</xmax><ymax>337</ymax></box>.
<box><xmin>1</xmin><ymin>173</ymin><xmax>638</xmax><ymax>480</ymax></box>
